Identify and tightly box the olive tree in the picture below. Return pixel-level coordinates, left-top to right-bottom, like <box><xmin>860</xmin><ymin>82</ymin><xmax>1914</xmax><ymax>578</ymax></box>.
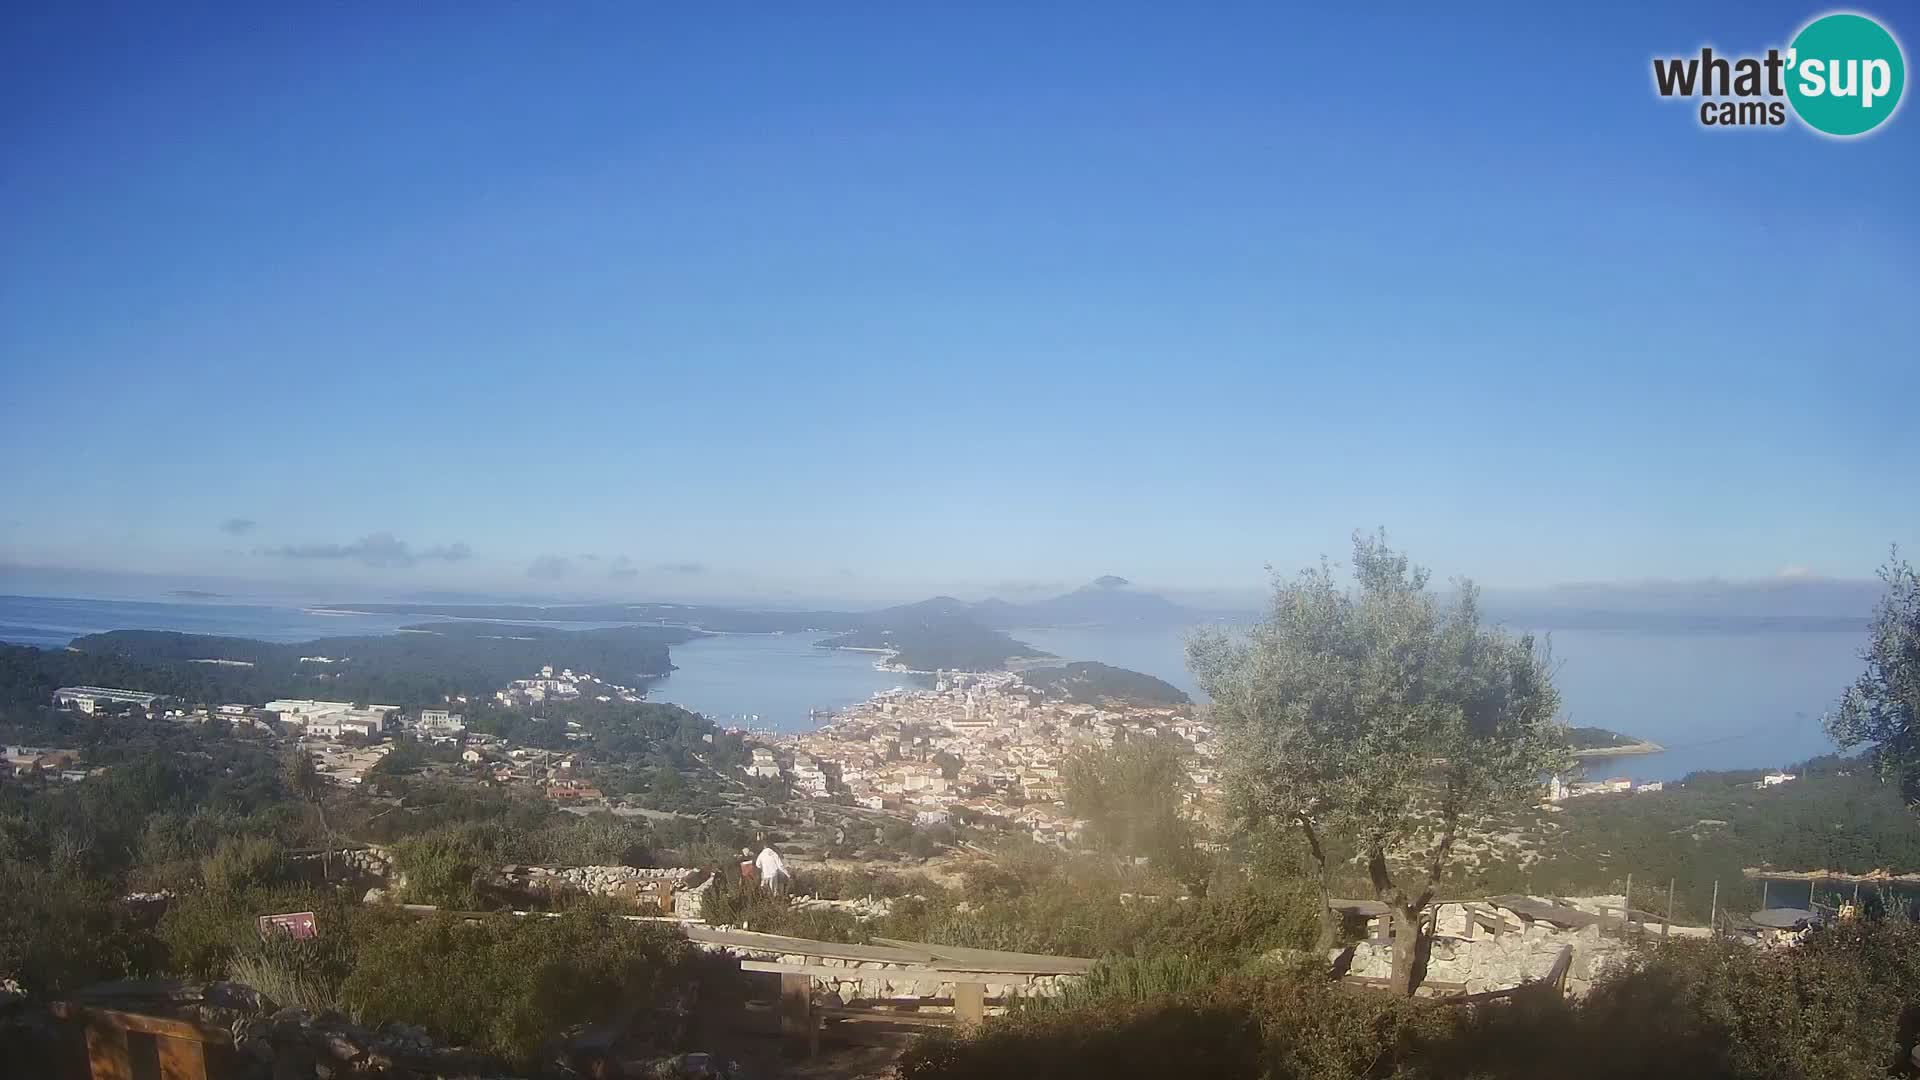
<box><xmin>1825</xmin><ymin>551</ymin><xmax>1920</xmax><ymax>814</ymax></box>
<box><xmin>1062</xmin><ymin>735</ymin><xmax>1195</xmax><ymax>873</ymax></box>
<box><xmin>1189</xmin><ymin>532</ymin><xmax>1569</xmax><ymax>994</ymax></box>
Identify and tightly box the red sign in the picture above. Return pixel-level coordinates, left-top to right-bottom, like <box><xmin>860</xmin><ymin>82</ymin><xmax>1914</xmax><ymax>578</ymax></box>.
<box><xmin>258</xmin><ymin>911</ymin><xmax>318</xmax><ymax>940</ymax></box>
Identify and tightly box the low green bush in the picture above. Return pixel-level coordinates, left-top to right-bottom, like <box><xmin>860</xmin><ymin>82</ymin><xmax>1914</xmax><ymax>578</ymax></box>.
<box><xmin>340</xmin><ymin>910</ymin><xmax>701</xmax><ymax>1065</ymax></box>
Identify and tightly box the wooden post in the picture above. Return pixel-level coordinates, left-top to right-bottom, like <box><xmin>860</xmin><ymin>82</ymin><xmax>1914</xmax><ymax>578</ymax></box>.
<box><xmin>1710</xmin><ymin>880</ymin><xmax>1719</xmax><ymax>934</ymax></box>
<box><xmin>1761</xmin><ymin>879</ymin><xmax>1769</xmax><ymax>911</ymax></box>
<box><xmin>780</xmin><ymin>972</ymin><xmax>813</xmax><ymax>1053</ymax></box>
<box><xmin>157</xmin><ymin>1034</ymin><xmax>209</xmax><ymax>1080</ymax></box>
<box><xmin>1624</xmin><ymin>873</ymin><xmax>1633</xmax><ymax>933</ymax></box>
<box><xmin>1664</xmin><ymin>879</ymin><xmax>1674</xmax><ymax>940</ymax></box>
<box><xmin>84</xmin><ymin>1024</ymin><xmax>134</xmax><ymax>1080</ymax></box>
<box><xmin>1810</xmin><ymin>879</ymin><xmax>1817</xmax><ymax>910</ymax></box>
<box><xmin>955</xmin><ymin>981</ymin><xmax>986</xmax><ymax>1030</ymax></box>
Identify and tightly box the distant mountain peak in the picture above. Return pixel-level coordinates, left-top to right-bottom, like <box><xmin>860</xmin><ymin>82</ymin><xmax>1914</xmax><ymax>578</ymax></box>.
<box><xmin>962</xmin><ymin>577</ymin><xmax>1193</xmax><ymax>629</ymax></box>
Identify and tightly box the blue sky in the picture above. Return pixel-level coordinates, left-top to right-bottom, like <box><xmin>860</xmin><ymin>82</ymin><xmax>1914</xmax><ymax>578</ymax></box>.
<box><xmin>1</xmin><ymin>2</ymin><xmax>1915</xmax><ymax>607</ymax></box>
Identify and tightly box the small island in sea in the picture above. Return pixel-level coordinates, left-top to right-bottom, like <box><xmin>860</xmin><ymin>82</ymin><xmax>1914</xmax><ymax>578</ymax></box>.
<box><xmin>1568</xmin><ymin>725</ymin><xmax>1665</xmax><ymax>757</ymax></box>
<box><xmin>814</xmin><ymin>614</ymin><xmax>1052</xmax><ymax>673</ymax></box>
<box><xmin>1018</xmin><ymin>661</ymin><xmax>1190</xmax><ymax>707</ymax></box>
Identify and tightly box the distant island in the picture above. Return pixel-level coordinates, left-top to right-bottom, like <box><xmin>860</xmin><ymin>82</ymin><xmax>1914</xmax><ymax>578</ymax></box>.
<box><xmin>1568</xmin><ymin>725</ymin><xmax>1665</xmax><ymax>757</ymax></box>
<box><xmin>815</xmin><ymin>611</ymin><xmax>1052</xmax><ymax>673</ymax></box>
<box><xmin>1019</xmin><ymin>661</ymin><xmax>1190</xmax><ymax>707</ymax></box>
<box><xmin>331</xmin><ymin>577</ymin><xmax>1214</xmax><ymax>675</ymax></box>
<box><xmin>331</xmin><ymin>601</ymin><xmax>857</xmax><ymax>635</ymax></box>
<box><xmin>337</xmin><ymin>576</ymin><xmax>1210</xmax><ymax>635</ymax></box>
<box><xmin>339</xmin><ymin>581</ymin><xmax>1208</xmax><ymax>675</ymax></box>
<box><xmin>968</xmin><ymin>576</ymin><xmax>1199</xmax><ymax>629</ymax></box>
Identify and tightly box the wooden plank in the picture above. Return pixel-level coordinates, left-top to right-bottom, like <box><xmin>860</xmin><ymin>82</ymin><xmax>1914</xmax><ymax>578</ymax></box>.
<box><xmin>867</xmin><ymin>938</ymin><xmax>1096</xmax><ymax>975</ymax></box>
<box><xmin>780</xmin><ymin>972</ymin><xmax>813</xmax><ymax>1054</ymax></box>
<box><xmin>157</xmin><ymin>1035</ymin><xmax>209</xmax><ymax>1080</ymax></box>
<box><xmin>84</xmin><ymin>1024</ymin><xmax>134</xmax><ymax>1080</ymax></box>
<box><xmin>1485</xmin><ymin>895</ymin><xmax>1616</xmax><ymax>931</ymax></box>
<box><xmin>1469</xmin><ymin>910</ymin><xmax>1506</xmax><ymax>936</ymax></box>
<box><xmin>1340</xmin><ymin>975</ymin><xmax>1466</xmax><ymax>996</ymax></box>
<box><xmin>954</xmin><ymin>982</ymin><xmax>985</xmax><ymax>1029</ymax></box>
<box><xmin>52</xmin><ymin>1004</ymin><xmax>231</xmax><ymax>1046</ymax></box>
<box><xmin>741</xmin><ymin>959</ymin><xmax>956</xmax><ymax>982</ymax></box>
<box><xmin>817</xmin><ymin>1007</ymin><xmax>956</xmax><ymax>1028</ymax></box>
<box><xmin>689</xmin><ymin>926</ymin><xmax>939</xmax><ymax>966</ymax></box>
<box><xmin>1544</xmin><ymin>945</ymin><xmax>1574</xmax><ymax>995</ymax></box>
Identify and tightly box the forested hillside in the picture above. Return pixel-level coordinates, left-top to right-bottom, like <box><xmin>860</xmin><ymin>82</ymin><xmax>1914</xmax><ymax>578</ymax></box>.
<box><xmin>0</xmin><ymin>622</ymin><xmax>696</xmax><ymax>710</ymax></box>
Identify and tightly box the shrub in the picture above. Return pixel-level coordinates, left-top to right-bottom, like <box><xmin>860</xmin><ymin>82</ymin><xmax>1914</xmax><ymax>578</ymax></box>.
<box><xmin>158</xmin><ymin>887</ymin><xmax>366</xmax><ymax>985</ymax></box>
<box><xmin>1018</xmin><ymin>953</ymin><xmax>1231</xmax><ymax>1014</ymax></box>
<box><xmin>156</xmin><ymin>893</ymin><xmax>254</xmax><ymax>983</ymax></box>
<box><xmin>389</xmin><ymin>828</ymin><xmax>491</xmax><ymax>908</ymax></box>
<box><xmin>789</xmin><ymin>866</ymin><xmax>932</xmax><ymax>900</ymax></box>
<box><xmin>339</xmin><ymin>911</ymin><xmax>701</xmax><ymax>1065</ymax></box>
<box><xmin>698</xmin><ymin>871</ymin><xmax>874</xmax><ymax>943</ymax></box>
<box><xmin>0</xmin><ymin>861</ymin><xmax>144</xmax><ymax>994</ymax></box>
<box><xmin>900</xmin><ymin>997</ymin><xmax>1263</xmax><ymax>1080</ymax></box>
<box><xmin>874</xmin><ymin>856</ymin><xmax>1319</xmax><ymax>962</ymax></box>
<box><xmin>226</xmin><ymin>929</ymin><xmax>356</xmax><ymax>1014</ymax></box>
<box><xmin>201</xmin><ymin>836</ymin><xmax>288</xmax><ymax>896</ymax></box>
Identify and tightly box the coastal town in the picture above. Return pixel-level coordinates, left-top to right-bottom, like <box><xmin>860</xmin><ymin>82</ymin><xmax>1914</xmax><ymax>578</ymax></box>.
<box><xmin>756</xmin><ymin>671</ymin><xmax>1215</xmax><ymax>845</ymax></box>
<box><xmin>26</xmin><ymin>666</ymin><xmax>1806</xmax><ymax>836</ymax></box>
<box><xmin>27</xmin><ymin>666</ymin><xmax>1218</xmax><ymax>848</ymax></box>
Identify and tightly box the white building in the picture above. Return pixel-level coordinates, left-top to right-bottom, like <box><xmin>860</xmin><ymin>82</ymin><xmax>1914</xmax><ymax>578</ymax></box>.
<box><xmin>1760</xmin><ymin>772</ymin><xmax>1798</xmax><ymax>787</ymax></box>
<box><xmin>53</xmin><ymin>686</ymin><xmax>161</xmax><ymax>714</ymax></box>
<box><xmin>303</xmin><ymin>709</ymin><xmax>386</xmax><ymax>741</ymax></box>
<box><xmin>264</xmin><ymin>699</ymin><xmax>356</xmax><ymax>725</ymax></box>
<box><xmin>417</xmin><ymin>709</ymin><xmax>466</xmax><ymax>736</ymax></box>
<box><xmin>745</xmin><ymin>748</ymin><xmax>782</xmax><ymax>780</ymax></box>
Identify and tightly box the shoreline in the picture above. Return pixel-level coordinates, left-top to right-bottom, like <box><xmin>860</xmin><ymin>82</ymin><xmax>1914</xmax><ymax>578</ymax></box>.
<box><xmin>1742</xmin><ymin>868</ymin><xmax>1920</xmax><ymax>884</ymax></box>
<box><xmin>1572</xmin><ymin>740</ymin><xmax>1666</xmax><ymax>758</ymax></box>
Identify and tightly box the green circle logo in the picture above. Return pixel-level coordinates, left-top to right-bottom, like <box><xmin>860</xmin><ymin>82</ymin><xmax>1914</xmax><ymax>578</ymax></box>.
<box><xmin>1786</xmin><ymin>13</ymin><xmax>1906</xmax><ymax>136</ymax></box>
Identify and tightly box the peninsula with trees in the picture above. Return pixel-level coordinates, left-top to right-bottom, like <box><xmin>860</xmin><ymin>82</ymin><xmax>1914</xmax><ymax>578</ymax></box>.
<box><xmin>1567</xmin><ymin>725</ymin><xmax>1666</xmax><ymax>757</ymax></box>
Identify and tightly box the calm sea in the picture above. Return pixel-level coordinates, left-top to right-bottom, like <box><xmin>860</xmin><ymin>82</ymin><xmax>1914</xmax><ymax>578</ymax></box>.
<box><xmin>0</xmin><ymin>595</ymin><xmax>1869</xmax><ymax>780</ymax></box>
<box><xmin>0</xmin><ymin>594</ymin><xmax>432</xmax><ymax>646</ymax></box>
<box><xmin>644</xmin><ymin>632</ymin><xmax>922</xmax><ymax>729</ymax></box>
<box><xmin>1015</xmin><ymin>624</ymin><xmax>1867</xmax><ymax>783</ymax></box>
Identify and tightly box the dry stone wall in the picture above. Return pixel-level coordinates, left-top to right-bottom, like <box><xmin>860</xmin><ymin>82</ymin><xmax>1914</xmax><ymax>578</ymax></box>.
<box><xmin>1343</xmin><ymin>898</ymin><xmax>1709</xmax><ymax>997</ymax></box>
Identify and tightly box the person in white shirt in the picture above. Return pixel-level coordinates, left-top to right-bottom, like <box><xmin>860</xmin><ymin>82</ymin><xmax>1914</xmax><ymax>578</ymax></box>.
<box><xmin>753</xmin><ymin>844</ymin><xmax>789</xmax><ymax>895</ymax></box>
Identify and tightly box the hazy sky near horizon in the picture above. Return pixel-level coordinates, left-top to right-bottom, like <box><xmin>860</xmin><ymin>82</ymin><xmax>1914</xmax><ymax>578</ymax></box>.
<box><xmin>2</xmin><ymin>2</ymin><xmax>1915</xmax><ymax>606</ymax></box>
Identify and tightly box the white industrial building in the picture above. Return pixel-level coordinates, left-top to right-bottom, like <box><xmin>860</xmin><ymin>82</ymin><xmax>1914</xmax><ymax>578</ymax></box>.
<box><xmin>53</xmin><ymin>686</ymin><xmax>162</xmax><ymax>714</ymax></box>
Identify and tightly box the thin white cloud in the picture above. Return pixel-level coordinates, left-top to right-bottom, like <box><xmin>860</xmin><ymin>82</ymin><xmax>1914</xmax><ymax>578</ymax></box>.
<box><xmin>257</xmin><ymin>532</ymin><xmax>472</xmax><ymax>568</ymax></box>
